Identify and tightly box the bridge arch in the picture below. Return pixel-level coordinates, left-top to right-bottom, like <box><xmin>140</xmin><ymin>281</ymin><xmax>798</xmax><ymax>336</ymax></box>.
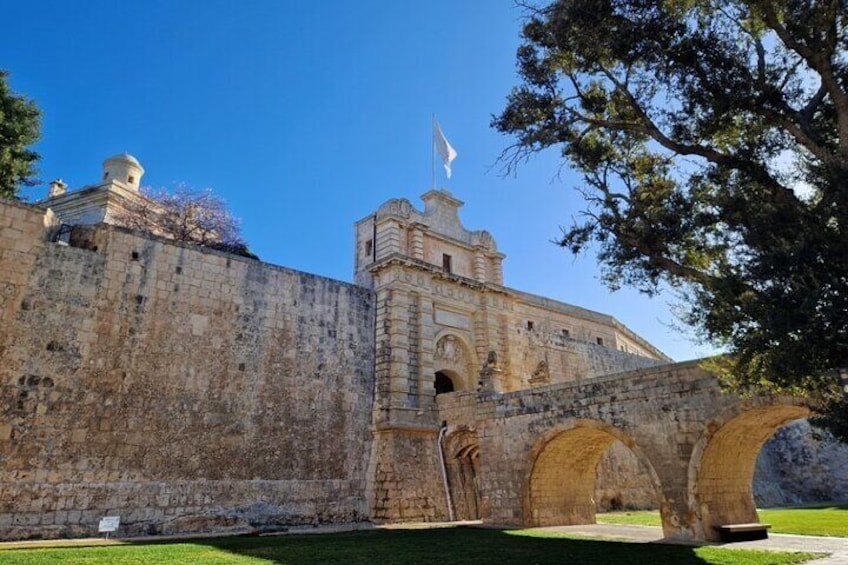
<box><xmin>525</xmin><ymin>420</ymin><xmax>662</xmax><ymax>527</ymax></box>
<box><xmin>688</xmin><ymin>399</ymin><xmax>810</xmax><ymax>540</ymax></box>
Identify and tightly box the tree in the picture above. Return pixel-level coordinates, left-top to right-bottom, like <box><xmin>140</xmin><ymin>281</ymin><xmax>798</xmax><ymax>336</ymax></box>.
<box><xmin>494</xmin><ymin>0</ymin><xmax>848</xmax><ymax>419</ymax></box>
<box><xmin>115</xmin><ymin>186</ymin><xmax>258</xmax><ymax>259</ymax></box>
<box><xmin>0</xmin><ymin>70</ymin><xmax>41</xmax><ymax>199</ymax></box>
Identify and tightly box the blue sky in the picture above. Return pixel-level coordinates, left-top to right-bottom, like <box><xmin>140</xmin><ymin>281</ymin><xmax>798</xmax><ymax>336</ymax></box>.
<box><xmin>2</xmin><ymin>0</ymin><xmax>715</xmax><ymax>361</ymax></box>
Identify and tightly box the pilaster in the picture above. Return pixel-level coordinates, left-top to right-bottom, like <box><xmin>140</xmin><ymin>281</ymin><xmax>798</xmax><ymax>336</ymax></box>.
<box><xmin>473</xmin><ymin>248</ymin><xmax>487</xmax><ymax>283</ymax></box>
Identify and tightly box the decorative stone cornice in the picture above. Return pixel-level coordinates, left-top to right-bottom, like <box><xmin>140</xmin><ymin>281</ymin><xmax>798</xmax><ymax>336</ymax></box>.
<box><xmin>368</xmin><ymin>252</ymin><xmax>509</xmax><ymax>294</ymax></box>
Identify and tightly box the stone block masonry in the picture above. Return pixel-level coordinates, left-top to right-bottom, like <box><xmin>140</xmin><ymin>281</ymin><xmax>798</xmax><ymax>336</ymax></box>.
<box><xmin>0</xmin><ymin>200</ymin><xmax>376</xmax><ymax>539</ymax></box>
<box><xmin>1</xmin><ymin>190</ymin><xmax>833</xmax><ymax>544</ymax></box>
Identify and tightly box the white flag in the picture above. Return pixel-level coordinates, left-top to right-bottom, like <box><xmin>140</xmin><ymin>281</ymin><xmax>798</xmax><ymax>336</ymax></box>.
<box><xmin>433</xmin><ymin>118</ymin><xmax>458</xmax><ymax>179</ymax></box>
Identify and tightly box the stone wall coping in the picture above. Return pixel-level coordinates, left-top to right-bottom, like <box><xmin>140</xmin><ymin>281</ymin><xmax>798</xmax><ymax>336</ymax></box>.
<box><xmin>494</xmin><ymin>358</ymin><xmax>710</xmax><ymax>400</ymax></box>
<box><xmin>0</xmin><ymin>197</ymin><xmax>48</xmax><ymax>214</ymax></box>
<box><xmin>369</xmin><ymin>253</ymin><xmax>510</xmax><ymax>293</ymax></box>
<box><xmin>78</xmin><ymin>222</ymin><xmax>374</xmax><ymax>296</ymax></box>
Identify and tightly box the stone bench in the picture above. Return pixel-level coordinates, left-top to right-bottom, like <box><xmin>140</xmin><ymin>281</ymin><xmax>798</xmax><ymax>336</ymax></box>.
<box><xmin>715</xmin><ymin>523</ymin><xmax>771</xmax><ymax>542</ymax></box>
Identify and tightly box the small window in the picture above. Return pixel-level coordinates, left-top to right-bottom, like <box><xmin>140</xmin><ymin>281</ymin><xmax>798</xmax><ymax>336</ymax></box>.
<box><xmin>526</xmin><ymin>321</ymin><xmax>534</xmax><ymax>331</ymax></box>
<box><xmin>562</xmin><ymin>329</ymin><xmax>570</xmax><ymax>339</ymax></box>
<box><xmin>103</xmin><ymin>172</ymin><xmax>109</xmax><ymax>180</ymax></box>
<box><xmin>364</xmin><ymin>239</ymin><xmax>373</xmax><ymax>257</ymax></box>
<box><xmin>128</xmin><ymin>175</ymin><xmax>135</xmax><ymax>184</ymax></box>
<box><xmin>596</xmin><ymin>337</ymin><xmax>604</xmax><ymax>346</ymax></box>
<box><xmin>442</xmin><ymin>253</ymin><xmax>452</xmax><ymax>273</ymax></box>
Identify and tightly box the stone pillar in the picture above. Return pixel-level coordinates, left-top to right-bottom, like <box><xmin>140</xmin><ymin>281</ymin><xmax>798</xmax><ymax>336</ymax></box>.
<box><xmin>387</xmin><ymin>287</ymin><xmax>412</xmax><ymax>409</ymax></box>
<box><xmin>375</xmin><ymin>220</ymin><xmax>402</xmax><ymax>260</ymax></box>
<box><xmin>418</xmin><ymin>295</ymin><xmax>437</xmax><ymax>410</ymax></box>
<box><xmin>491</xmin><ymin>257</ymin><xmax>504</xmax><ymax>286</ymax></box>
<box><xmin>473</xmin><ymin>249</ymin><xmax>487</xmax><ymax>283</ymax></box>
<box><xmin>410</xmin><ymin>225</ymin><xmax>425</xmax><ymax>261</ymax></box>
<box><xmin>407</xmin><ymin>292</ymin><xmax>421</xmax><ymax>408</ymax></box>
<box><xmin>373</xmin><ymin>285</ymin><xmax>414</xmax><ymax>424</ymax></box>
<box><xmin>498</xmin><ymin>313</ymin><xmax>511</xmax><ymax>383</ymax></box>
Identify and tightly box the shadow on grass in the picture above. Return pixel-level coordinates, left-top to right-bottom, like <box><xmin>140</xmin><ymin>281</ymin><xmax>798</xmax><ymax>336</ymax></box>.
<box><xmin>0</xmin><ymin>526</ymin><xmax>819</xmax><ymax>565</ymax></box>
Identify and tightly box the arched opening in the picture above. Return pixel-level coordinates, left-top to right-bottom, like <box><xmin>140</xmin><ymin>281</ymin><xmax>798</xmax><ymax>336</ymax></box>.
<box><xmin>527</xmin><ymin>423</ymin><xmax>660</xmax><ymax>527</ymax></box>
<box><xmin>754</xmin><ymin>418</ymin><xmax>848</xmax><ymax>508</ymax></box>
<box><xmin>595</xmin><ymin>441</ymin><xmax>660</xmax><ymax>512</ymax></box>
<box><xmin>691</xmin><ymin>404</ymin><xmax>810</xmax><ymax>540</ymax></box>
<box><xmin>435</xmin><ymin>371</ymin><xmax>455</xmax><ymax>395</ymax></box>
<box><xmin>432</xmin><ymin>333</ymin><xmax>475</xmax><ymax>394</ymax></box>
<box><xmin>446</xmin><ymin>430</ymin><xmax>482</xmax><ymax>520</ymax></box>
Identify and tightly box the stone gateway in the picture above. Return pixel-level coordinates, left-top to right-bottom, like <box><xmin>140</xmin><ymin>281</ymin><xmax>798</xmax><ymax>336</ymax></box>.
<box><xmin>0</xmin><ymin>155</ymin><xmax>838</xmax><ymax>541</ymax></box>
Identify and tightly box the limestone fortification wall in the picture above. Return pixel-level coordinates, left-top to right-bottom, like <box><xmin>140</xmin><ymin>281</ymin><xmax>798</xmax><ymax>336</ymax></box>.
<box><xmin>0</xmin><ymin>200</ymin><xmax>376</xmax><ymax>539</ymax></box>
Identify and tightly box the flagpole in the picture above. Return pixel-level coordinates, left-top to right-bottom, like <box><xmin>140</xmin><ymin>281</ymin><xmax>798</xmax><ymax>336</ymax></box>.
<box><xmin>431</xmin><ymin>114</ymin><xmax>436</xmax><ymax>190</ymax></box>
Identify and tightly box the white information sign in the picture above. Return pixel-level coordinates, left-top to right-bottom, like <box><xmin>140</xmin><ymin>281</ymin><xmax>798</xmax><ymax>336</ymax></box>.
<box><xmin>98</xmin><ymin>516</ymin><xmax>120</xmax><ymax>533</ymax></box>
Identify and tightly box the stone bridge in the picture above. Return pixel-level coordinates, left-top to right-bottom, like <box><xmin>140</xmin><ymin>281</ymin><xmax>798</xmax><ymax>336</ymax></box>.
<box><xmin>436</xmin><ymin>360</ymin><xmax>809</xmax><ymax>542</ymax></box>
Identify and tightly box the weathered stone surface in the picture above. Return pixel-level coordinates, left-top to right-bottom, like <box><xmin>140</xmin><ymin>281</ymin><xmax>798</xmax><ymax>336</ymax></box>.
<box><xmin>593</xmin><ymin>420</ymin><xmax>848</xmax><ymax>512</ymax></box>
<box><xmin>2</xmin><ymin>188</ymin><xmax>844</xmax><ymax>545</ymax></box>
<box><xmin>755</xmin><ymin>420</ymin><xmax>848</xmax><ymax>506</ymax></box>
<box><xmin>595</xmin><ymin>442</ymin><xmax>658</xmax><ymax>512</ymax></box>
<box><xmin>0</xmin><ymin>201</ymin><xmax>375</xmax><ymax>539</ymax></box>
<box><xmin>436</xmin><ymin>363</ymin><xmax>811</xmax><ymax>541</ymax></box>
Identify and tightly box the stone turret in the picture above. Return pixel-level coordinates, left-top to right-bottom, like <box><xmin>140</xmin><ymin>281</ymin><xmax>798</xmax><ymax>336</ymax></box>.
<box><xmin>41</xmin><ymin>153</ymin><xmax>147</xmax><ymax>226</ymax></box>
<box><xmin>102</xmin><ymin>153</ymin><xmax>144</xmax><ymax>191</ymax></box>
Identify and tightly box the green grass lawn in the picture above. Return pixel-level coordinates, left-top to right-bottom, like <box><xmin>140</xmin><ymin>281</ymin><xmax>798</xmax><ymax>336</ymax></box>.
<box><xmin>0</xmin><ymin>528</ymin><xmax>819</xmax><ymax>565</ymax></box>
<box><xmin>598</xmin><ymin>504</ymin><xmax>848</xmax><ymax>537</ymax></box>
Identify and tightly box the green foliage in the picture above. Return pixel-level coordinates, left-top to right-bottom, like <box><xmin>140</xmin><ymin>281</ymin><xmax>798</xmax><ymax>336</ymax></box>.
<box><xmin>0</xmin><ymin>70</ymin><xmax>41</xmax><ymax>199</ymax></box>
<box><xmin>0</xmin><ymin>528</ymin><xmax>819</xmax><ymax>564</ymax></box>
<box><xmin>494</xmin><ymin>0</ymin><xmax>848</xmax><ymax>427</ymax></box>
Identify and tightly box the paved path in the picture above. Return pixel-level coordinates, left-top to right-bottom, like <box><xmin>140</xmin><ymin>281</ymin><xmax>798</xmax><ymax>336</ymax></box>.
<box><xmin>538</xmin><ymin>524</ymin><xmax>848</xmax><ymax>563</ymax></box>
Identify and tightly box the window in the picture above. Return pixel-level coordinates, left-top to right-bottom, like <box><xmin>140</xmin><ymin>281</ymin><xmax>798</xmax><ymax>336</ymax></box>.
<box><xmin>596</xmin><ymin>337</ymin><xmax>604</xmax><ymax>346</ymax></box>
<box><xmin>442</xmin><ymin>253</ymin><xmax>452</xmax><ymax>273</ymax></box>
<box><xmin>128</xmin><ymin>175</ymin><xmax>135</xmax><ymax>184</ymax></box>
<box><xmin>526</xmin><ymin>321</ymin><xmax>534</xmax><ymax>331</ymax></box>
<box><xmin>103</xmin><ymin>172</ymin><xmax>109</xmax><ymax>180</ymax></box>
<box><xmin>562</xmin><ymin>329</ymin><xmax>570</xmax><ymax>339</ymax></box>
<box><xmin>364</xmin><ymin>239</ymin><xmax>373</xmax><ymax>257</ymax></box>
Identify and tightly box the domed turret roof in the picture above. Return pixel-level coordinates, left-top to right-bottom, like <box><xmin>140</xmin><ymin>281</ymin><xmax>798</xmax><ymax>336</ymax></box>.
<box><xmin>104</xmin><ymin>153</ymin><xmax>142</xmax><ymax>167</ymax></box>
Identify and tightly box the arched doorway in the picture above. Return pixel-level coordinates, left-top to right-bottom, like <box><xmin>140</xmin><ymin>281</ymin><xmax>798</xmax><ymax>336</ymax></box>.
<box><xmin>527</xmin><ymin>422</ymin><xmax>661</xmax><ymax>527</ymax></box>
<box><xmin>433</xmin><ymin>333</ymin><xmax>475</xmax><ymax>394</ymax></box>
<box><xmin>690</xmin><ymin>404</ymin><xmax>810</xmax><ymax>540</ymax></box>
<box><xmin>446</xmin><ymin>430</ymin><xmax>482</xmax><ymax>520</ymax></box>
<box><xmin>435</xmin><ymin>371</ymin><xmax>456</xmax><ymax>395</ymax></box>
